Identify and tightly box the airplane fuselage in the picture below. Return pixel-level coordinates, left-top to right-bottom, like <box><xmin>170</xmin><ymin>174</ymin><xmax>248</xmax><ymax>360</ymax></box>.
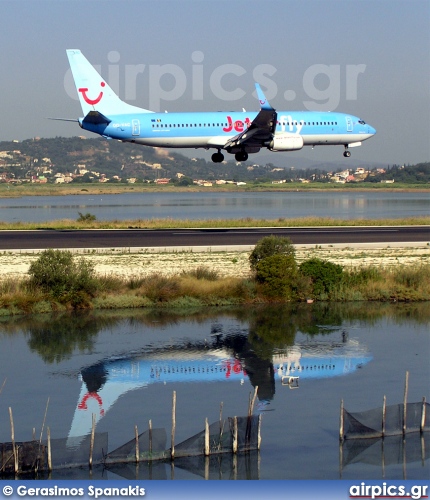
<box><xmin>79</xmin><ymin>110</ymin><xmax>374</xmax><ymax>151</ymax></box>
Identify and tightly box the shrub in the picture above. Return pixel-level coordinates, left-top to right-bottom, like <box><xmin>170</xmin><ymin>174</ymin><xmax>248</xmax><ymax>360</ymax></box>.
<box><xmin>182</xmin><ymin>266</ymin><xmax>219</xmax><ymax>281</ymax></box>
<box><xmin>299</xmin><ymin>258</ymin><xmax>344</xmax><ymax>296</ymax></box>
<box><xmin>343</xmin><ymin>266</ymin><xmax>383</xmax><ymax>286</ymax></box>
<box><xmin>393</xmin><ymin>265</ymin><xmax>429</xmax><ymax>289</ymax></box>
<box><xmin>28</xmin><ymin>249</ymin><xmax>97</xmax><ymax>305</ymax></box>
<box><xmin>140</xmin><ymin>274</ymin><xmax>181</xmax><ymax>302</ymax></box>
<box><xmin>255</xmin><ymin>254</ymin><xmax>298</xmax><ymax>299</ymax></box>
<box><xmin>249</xmin><ymin>235</ymin><xmax>295</xmax><ymax>272</ymax></box>
<box><xmin>77</xmin><ymin>212</ymin><xmax>96</xmax><ymax>222</ymax></box>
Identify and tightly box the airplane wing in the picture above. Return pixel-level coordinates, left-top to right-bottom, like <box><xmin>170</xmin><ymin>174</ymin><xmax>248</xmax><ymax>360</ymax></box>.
<box><xmin>224</xmin><ymin>83</ymin><xmax>277</xmax><ymax>151</ymax></box>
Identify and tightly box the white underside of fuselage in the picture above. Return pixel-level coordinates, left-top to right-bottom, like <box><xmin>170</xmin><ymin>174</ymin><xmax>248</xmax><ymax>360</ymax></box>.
<box><xmin>127</xmin><ymin>133</ymin><xmax>372</xmax><ymax>149</ymax></box>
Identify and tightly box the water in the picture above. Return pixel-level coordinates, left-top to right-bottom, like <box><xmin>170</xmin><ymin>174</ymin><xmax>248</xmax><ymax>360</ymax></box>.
<box><xmin>0</xmin><ymin>191</ymin><xmax>428</xmax><ymax>223</ymax></box>
<box><xmin>0</xmin><ymin>303</ymin><xmax>428</xmax><ymax>480</ymax></box>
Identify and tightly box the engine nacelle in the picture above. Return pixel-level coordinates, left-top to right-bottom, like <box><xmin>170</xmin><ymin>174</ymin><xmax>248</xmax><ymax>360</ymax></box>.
<box><xmin>269</xmin><ymin>133</ymin><xmax>304</xmax><ymax>151</ymax></box>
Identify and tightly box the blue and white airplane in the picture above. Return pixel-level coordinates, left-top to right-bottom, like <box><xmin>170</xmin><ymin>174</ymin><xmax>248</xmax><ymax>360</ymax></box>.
<box><xmin>66</xmin><ymin>49</ymin><xmax>376</xmax><ymax>163</ymax></box>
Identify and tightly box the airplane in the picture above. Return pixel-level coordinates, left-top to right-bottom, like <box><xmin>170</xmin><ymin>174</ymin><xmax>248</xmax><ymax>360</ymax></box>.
<box><xmin>65</xmin><ymin>49</ymin><xmax>376</xmax><ymax>163</ymax></box>
<box><xmin>67</xmin><ymin>335</ymin><xmax>372</xmax><ymax>447</ymax></box>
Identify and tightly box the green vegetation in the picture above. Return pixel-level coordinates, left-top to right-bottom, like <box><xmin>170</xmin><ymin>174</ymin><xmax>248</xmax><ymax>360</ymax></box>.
<box><xmin>0</xmin><ymin>239</ymin><xmax>429</xmax><ymax>317</ymax></box>
<box><xmin>299</xmin><ymin>258</ymin><xmax>344</xmax><ymax>296</ymax></box>
<box><xmin>77</xmin><ymin>212</ymin><xmax>97</xmax><ymax>222</ymax></box>
<box><xmin>249</xmin><ymin>235</ymin><xmax>296</xmax><ymax>271</ymax></box>
<box><xmin>28</xmin><ymin>249</ymin><xmax>97</xmax><ymax>307</ymax></box>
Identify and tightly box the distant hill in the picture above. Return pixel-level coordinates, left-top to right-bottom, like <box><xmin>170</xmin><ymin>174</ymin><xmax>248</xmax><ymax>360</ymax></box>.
<box><xmin>0</xmin><ymin>137</ymin><xmax>428</xmax><ymax>184</ymax></box>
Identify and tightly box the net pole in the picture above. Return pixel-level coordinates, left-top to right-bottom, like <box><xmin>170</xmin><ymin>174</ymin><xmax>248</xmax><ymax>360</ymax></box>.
<box><xmin>258</xmin><ymin>414</ymin><xmax>262</xmax><ymax>450</ymax></box>
<box><xmin>8</xmin><ymin>407</ymin><xmax>18</xmax><ymax>474</ymax></box>
<box><xmin>250</xmin><ymin>386</ymin><xmax>258</xmax><ymax>416</ymax></box>
<box><xmin>149</xmin><ymin>419</ymin><xmax>153</xmax><ymax>455</ymax></box>
<box><xmin>382</xmin><ymin>438</ymin><xmax>386</xmax><ymax>478</ymax></box>
<box><xmin>89</xmin><ymin>413</ymin><xmax>95</xmax><ymax>469</ymax></box>
<box><xmin>134</xmin><ymin>425</ymin><xmax>139</xmax><ymax>463</ymax></box>
<box><xmin>218</xmin><ymin>403</ymin><xmax>224</xmax><ymax>451</ymax></box>
<box><xmin>339</xmin><ymin>399</ymin><xmax>344</xmax><ymax>442</ymax></box>
<box><xmin>47</xmin><ymin>427</ymin><xmax>52</xmax><ymax>472</ymax></box>
<box><xmin>171</xmin><ymin>391</ymin><xmax>176</xmax><ymax>460</ymax></box>
<box><xmin>403</xmin><ymin>371</ymin><xmax>409</xmax><ymax>436</ymax></box>
<box><xmin>232</xmin><ymin>416</ymin><xmax>238</xmax><ymax>454</ymax></box>
<box><xmin>204</xmin><ymin>455</ymin><xmax>209</xmax><ymax>480</ymax></box>
<box><xmin>382</xmin><ymin>395</ymin><xmax>386</xmax><ymax>437</ymax></box>
<box><xmin>204</xmin><ymin>418</ymin><xmax>209</xmax><ymax>456</ymax></box>
<box><xmin>421</xmin><ymin>397</ymin><xmax>426</xmax><ymax>433</ymax></box>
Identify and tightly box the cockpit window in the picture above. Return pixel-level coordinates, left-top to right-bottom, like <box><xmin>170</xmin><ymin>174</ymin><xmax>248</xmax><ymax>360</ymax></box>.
<box><xmin>358</xmin><ymin>120</ymin><xmax>366</xmax><ymax>124</ymax></box>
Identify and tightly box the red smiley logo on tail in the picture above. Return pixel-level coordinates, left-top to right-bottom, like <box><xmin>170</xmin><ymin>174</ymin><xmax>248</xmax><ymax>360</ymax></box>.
<box><xmin>78</xmin><ymin>81</ymin><xmax>105</xmax><ymax>105</ymax></box>
<box><xmin>78</xmin><ymin>392</ymin><xmax>105</xmax><ymax>417</ymax></box>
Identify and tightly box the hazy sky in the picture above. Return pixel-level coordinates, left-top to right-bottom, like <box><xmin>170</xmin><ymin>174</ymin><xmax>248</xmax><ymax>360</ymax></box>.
<box><xmin>1</xmin><ymin>0</ymin><xmax>429</xmax><ymax>165</ymax></box>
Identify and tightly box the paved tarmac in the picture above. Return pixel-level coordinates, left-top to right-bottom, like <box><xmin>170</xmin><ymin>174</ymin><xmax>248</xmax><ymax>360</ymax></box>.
<box><xmin>0</xmin><ymin>226</ymin><xmax>428</xmax><ymax>251</ymax></box>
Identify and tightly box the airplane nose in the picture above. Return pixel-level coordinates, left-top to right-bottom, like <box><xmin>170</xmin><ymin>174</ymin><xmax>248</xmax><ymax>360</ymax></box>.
<box><xmin>368</xmin><ymin>125</ymin><xmax>376</xmax><ymax>135</ymax></box>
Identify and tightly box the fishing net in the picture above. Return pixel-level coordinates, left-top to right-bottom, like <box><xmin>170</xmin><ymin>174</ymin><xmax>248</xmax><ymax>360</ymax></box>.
<box><xmin>341</xmin><ymin>432</ymin><xmax>430</xmax><ymax>468</ymax></box>
<box><xmin>106</xmin><ymin>428</ymin><xmax>167</xmax><ymax>463</ymax></box>
<box><xmin>0</xmin><ymin>433</ymin><xmax>108</xmax><ymax>474</ymax></box>
<box><xmin>1</xmin><ymin>416</ymin><xmax>259</xmax><ymax>474</ymax></box>
<box><xmin>174</xmin><ymin>416</ymin><xmax>259</xmax><ymax>458</ymax></box>
<box><xmin>343</xmin><ymin>402</ymin><xmax>429</xmax><ymax>439</ymax></box>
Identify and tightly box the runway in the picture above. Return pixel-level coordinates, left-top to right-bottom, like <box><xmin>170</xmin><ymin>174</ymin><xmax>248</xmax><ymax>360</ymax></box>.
<box><xmin>0</xmin><ymin>226</ymin><xmax>428</xmax><ymax>251</ymax></box>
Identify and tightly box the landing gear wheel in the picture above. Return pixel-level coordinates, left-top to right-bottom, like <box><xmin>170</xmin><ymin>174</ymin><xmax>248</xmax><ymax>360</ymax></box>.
<box><xmin>235</xmin><ymin>151</ymin><xmax>248</xmax><ymax>162</ymax></box>
<box><xmin>343</xmin><ymin>150</ymin><xmax>351</xmax><ymax>158</ymax></box>
<box><xmin>211</xmin><ymin>152</ymin><xmax>224</xmax><ymax>163</ymax></box>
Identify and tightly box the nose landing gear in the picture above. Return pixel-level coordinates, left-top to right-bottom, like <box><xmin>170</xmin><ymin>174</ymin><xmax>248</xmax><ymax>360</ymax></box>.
<box><xmin>343</xmin><ymin>146</ymin><xmax>351</xmax><ymax>158</ymax></box>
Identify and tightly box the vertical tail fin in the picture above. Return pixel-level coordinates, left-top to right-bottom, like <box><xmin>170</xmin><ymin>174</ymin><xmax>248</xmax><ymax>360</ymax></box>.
<box><xmin>66</xmin><ymin>49</ymin><xmax>153</xmax><ymax>116</ymax></box>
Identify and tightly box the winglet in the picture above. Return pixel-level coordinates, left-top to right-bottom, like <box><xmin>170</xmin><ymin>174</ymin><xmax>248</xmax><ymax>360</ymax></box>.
<box><xmin>255</xmin><ymin>83</ymin><xmax>274</xmax><ymax>111</ymax></box>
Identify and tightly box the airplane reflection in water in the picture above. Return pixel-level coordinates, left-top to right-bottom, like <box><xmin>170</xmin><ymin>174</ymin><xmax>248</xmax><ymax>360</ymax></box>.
<box><xmin>67</xmin><ymin>332</ymin><xmax>372</xmax><ymax>447</ymax></box>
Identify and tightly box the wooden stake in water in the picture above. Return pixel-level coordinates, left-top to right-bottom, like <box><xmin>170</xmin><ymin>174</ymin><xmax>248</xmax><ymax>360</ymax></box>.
<box><xmin>9</xmin><ymin>407</ymin><xmax>18</xmax><ymax>474</ymax></box>
<box><xmin>89</xmin><ymin>413</ymin><xmax>96</xmax><ymax>469</ymax></box>
<box><xmin>135</xmin><ymin>425</ymin><xmax>139</xmax><ymax>463</ymax></box>
<box><xmin>171</xmin><ymin>391</ymin><xmax>176</xmax><ymax>460</ymax></box>
<box><xmin>37</xmin><ymin>397</ymin><xmax>50</xmax><ymax>471</ymax></box>
<box><xmin>339</xmin><ymin>399</ymin><xmax>344</xmax><ymax>442</ymax></box>
<box><xmin>204</xmin><ymin>418</ymin><xmax>209</xmax><ymax>456</ymax></box>
<box><xmin>47</xmin><ymin>427</ymin><xmax>52</xmax><ymax>472</ymax></box>
<box><xmin>249</xmin><ymin>386</ymin><xmax>258</xmax><ymax>416</ymax></box>
<box><xmin>149</xmin><ymin>419</ymin><xmax>153</xmax><ymax>455</ymax></box>
<box><xmin>232</xmin><ymin>416</ymin><xmax>238</xmax><ymax>454</ymax></box>
<box><xmin>258</xmin><ymin>414</ymin><xmax>262</xmax><ymax>450</ymax></box>
<box><xmin>421</xmin><ymin>397</ymin><xmax>426</xmax><ymax>433</ymax></box>
<box><xmin>403</xmin><ymin>371</ymin><xmax>409</xmax><ymax>436</ymax></box>
<box><xmin>382</xmin><ymin>395</ymin><xmax>386</xmax><ymax>437</ymax></box>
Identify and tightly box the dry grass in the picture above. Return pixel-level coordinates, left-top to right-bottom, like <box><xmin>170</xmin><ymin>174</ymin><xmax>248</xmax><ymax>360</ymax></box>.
<box><xmin>0</xmin><ymin>216</ymin><xmax>429</xmax><ymax>230</ymax></box>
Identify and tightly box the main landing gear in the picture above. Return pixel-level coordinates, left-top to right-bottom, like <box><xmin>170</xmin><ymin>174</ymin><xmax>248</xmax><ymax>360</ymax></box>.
<box><xmin>235</xmin><ymin>151</ymin><xmax>248</xmax><ymax>162</ymax></box>
<box><xmin>211</xmin><ymin>150</ymin><xmax>224</xmax><ymax>163</ymax></box>
<box><xmin>211</xmin><ymin>150</ymin><xmax>249</xmax><ymax>162</ymax></box>
<box><xmin>343</xmin><ymin>146</ymin><xmax>351</xmax><ymax>158</ymax></box>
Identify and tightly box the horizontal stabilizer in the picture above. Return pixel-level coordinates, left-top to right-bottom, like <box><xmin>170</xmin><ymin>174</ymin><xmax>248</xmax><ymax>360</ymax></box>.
<box><xmin>82</xmin><ymin>111</ymin><xmax>111</xmax><ymax>125</ymax></box>
<box><xmin>48</xmin><ymin>117</ymin><xmax>79</xmax><ymax>122</ymax></box>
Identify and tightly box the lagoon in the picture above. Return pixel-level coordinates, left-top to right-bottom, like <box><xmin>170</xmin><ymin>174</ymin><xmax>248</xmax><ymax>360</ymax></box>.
<box><xmin>0</xmin><ymin>191</ymin><xmax>429</xmax><ymax>223</ymax></box>
<box><xmin>0</xmin><ymin>303</ymin><xmax>428</xmax><ymax>480</ymax></box>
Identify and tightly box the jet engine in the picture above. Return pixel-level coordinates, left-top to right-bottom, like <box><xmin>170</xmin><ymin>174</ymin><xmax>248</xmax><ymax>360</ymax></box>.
<box><xmin>269</xmin><ymin>133</ymin><xmax>304</xmax><ymax>151</ymax></box>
